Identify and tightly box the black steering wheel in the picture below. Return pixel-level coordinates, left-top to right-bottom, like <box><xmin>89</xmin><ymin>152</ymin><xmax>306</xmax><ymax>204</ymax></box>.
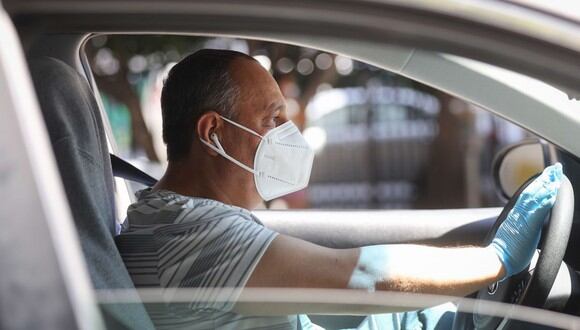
<box><xmin>453</xmin><ymin>174</ymin><xmax>574</xmax><ymax>330</ymax></box>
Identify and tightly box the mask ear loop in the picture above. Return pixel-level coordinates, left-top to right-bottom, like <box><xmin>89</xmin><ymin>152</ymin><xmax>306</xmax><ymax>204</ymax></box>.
<box><xmin>199</xmin><ymin>133</ymin><xmax>257</xmax><ymax>174</ymax></box>
<box><xmin>220</xmin><ymin>116</ymin><xmax>264</xmax><ymax>140</ymax></box>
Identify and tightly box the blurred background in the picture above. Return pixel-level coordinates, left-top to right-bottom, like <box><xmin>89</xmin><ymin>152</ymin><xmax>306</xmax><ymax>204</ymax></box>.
<box><xmin>85</xmin><ymin>35</ymin><xmax>532</xmax><ymax>210</ymax></box>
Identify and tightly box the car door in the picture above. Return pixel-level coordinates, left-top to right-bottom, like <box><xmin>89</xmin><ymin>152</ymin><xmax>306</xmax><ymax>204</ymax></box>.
<box><xmin>6</xmin><ymin>0</ymin><xmax>580</xmax><ymax>326</ymax></box>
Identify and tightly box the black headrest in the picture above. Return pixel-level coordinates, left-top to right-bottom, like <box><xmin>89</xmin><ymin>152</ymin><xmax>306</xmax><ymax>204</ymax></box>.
<box><xmin>29</xmin><ymin>57</ymin><xmax>153</xmax><ymax>329</ymax></box>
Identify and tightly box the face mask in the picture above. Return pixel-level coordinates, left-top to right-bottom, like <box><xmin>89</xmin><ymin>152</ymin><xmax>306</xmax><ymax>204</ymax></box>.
<box><xmin>200</xmin><ymin>116</ymin><xmax>315</xmax><ymax>201</ymax></box>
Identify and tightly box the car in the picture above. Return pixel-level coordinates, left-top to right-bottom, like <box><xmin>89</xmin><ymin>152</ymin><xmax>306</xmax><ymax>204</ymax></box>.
<box><xmin>2</xmin><ymin>0</ymin><xmax>580</xmax><ymax>329</ymax></box>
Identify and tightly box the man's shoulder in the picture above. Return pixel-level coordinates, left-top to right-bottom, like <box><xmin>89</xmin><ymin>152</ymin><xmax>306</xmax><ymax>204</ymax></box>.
<box><xmin>126</xmin><ymin>188</ymin><xmax>259</xmax><ymax>227</ymax></box>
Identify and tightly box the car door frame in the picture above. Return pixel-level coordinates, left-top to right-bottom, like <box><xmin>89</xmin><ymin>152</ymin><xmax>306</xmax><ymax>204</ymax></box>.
<box><xmin>0</xmin><ymin>5</ymin><xmax>104</xmax><ymax>330</ymax></box>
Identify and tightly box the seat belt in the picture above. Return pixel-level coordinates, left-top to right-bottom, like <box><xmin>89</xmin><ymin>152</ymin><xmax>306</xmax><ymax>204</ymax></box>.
<box><xmin>110</xmin><ymin>153</ymin><xmax>158</xmax><ymax>186</ymax></box>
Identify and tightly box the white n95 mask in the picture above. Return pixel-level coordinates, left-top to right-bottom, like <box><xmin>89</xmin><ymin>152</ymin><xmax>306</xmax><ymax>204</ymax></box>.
<box><xmin>200</xmin><ymin>116</ymin><xmax>315</xmax><ymax>201</ymax></box>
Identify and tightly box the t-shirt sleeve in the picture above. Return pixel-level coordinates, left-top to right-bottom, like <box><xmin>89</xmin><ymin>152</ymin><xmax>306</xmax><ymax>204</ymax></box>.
<box><xmin>153</xmin><ymin>211</ymin><xmax>278</xmax><ymax>312</ymax></box>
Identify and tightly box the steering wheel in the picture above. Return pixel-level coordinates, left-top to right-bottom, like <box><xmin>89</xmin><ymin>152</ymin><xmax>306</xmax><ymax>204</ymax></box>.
<box><xmin>452</xmin><ymin>175</ymin><xmax>574</xmax><ymax>330</ymax></box>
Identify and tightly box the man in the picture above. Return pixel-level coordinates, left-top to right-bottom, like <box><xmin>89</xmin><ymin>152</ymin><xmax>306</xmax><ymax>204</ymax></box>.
<box><xmin>116</xmin><ymin>49</ymin><xmax>563</xmax><ymax>330</ymax></box>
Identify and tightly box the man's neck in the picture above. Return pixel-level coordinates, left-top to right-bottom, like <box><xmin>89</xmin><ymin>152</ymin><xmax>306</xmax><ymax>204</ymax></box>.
<box><xmin>153</xmin><ymin>160</ymin><xmax>257</xmax><ymax>210</ymax></box>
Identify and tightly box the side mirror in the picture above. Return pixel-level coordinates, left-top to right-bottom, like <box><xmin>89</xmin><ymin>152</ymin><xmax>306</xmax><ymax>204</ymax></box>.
<box><xmin>492</xmin><ymin>140</ymin><xmax>552</xmax><ymax>201</ymax></box>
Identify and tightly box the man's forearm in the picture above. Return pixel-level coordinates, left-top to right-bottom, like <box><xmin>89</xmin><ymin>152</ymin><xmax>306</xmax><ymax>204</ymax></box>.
<box><xmin>348</xmin><ymin>244</ymin><xmax>505</xmax><ymax>297</ymax></box>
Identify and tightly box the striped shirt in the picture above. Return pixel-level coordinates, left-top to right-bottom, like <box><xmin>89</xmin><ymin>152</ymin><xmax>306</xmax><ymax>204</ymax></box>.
<box><xmin>116</xmin><ymin>188</ymin><xmax>304</xmax><ymax>329</ymax></box>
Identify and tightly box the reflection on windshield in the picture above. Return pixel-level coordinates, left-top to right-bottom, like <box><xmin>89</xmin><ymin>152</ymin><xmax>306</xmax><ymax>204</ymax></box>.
<box><xmin>96</xmin><ymin>288</ymin><xmax>580</xmax><ymax>329</ymax></box>
<box><xmin>445</xmin><ymin>54</ymin><xmax>580</xmax><ymax>116</ymax></box>
<box><xmin>508</xmin><ymin>0</ymin><xmax>580</xmax><ymax>23</ymax></box>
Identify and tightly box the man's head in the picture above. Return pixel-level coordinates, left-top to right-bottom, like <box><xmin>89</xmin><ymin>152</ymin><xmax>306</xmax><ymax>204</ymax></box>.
<box><xmin>162</xmin><ymin>49</ymin><xmax>248</xmax><ymax>161</ymax></box>
<box><xmin>160</xmin><ymin>49</ymin><xmax>288</xmax><ymax>208</ymax></box>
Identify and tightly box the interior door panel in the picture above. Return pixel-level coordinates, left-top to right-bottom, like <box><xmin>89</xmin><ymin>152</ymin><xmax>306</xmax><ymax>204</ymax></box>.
<box><xmin>255</xmin><ymin>208</ymin><xmax>501</xmax><ymax>248</ymax></box>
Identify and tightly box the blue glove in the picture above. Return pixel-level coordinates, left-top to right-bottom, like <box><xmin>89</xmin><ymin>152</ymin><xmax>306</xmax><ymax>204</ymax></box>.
<box><xmin>489</xmin><ymin>163</ymin><xmax>563</xmax><ymax>278</ymax></box>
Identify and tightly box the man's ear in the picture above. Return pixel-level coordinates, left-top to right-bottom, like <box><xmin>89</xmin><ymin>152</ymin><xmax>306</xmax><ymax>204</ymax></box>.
<box><xmin>196</xmin><ymin>111</ymin><xmax>221</xmax><ymax>156</ymax></box>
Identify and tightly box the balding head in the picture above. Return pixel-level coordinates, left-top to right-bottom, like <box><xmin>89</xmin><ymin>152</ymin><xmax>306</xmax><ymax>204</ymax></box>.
<box><xmin>157</xmin><ymin>49</ymin><xmax>288</xmax><ymax>209</ymax></box>
<box><xmin>160</xmin><ymin>49</ymin><xmax>255</xmax><ymax>161</ymax></box>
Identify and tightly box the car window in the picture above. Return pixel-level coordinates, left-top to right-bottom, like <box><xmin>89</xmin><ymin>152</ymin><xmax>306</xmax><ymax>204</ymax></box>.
<box><xmin>84</xmin><ymin>35</ymin><xmax>535</xmax><ymax>212</ymax></box>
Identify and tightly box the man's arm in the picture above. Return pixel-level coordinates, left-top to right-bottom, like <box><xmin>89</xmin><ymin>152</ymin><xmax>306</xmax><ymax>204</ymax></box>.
<box><xmin>245</xmin><ymin>164</ymin><xmax>563</xmax><ymax>298</ymax></box>
<box><xmin>246</xmin><ymin>235</ymin><xmax>503</xmax><ymax>297</ymax></box>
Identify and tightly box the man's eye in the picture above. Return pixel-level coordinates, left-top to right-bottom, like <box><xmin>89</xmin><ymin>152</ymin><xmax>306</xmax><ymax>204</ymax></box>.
<box><xmin>272</xmin><ymin>110</ymin><xmax>281</xmax><ymax>122</ymax></box>
<box><xmin>264</xmin><ymin>110</ymin><xmax>281</xmax><ymax>128</ymax></box>
<box><xmin>266</xmin><ymin>117</ymin><xmax>278</xmax><ymax>127</ymax></box>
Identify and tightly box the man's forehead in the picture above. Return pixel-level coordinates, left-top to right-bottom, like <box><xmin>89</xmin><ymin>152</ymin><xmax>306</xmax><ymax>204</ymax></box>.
<box><xmin>230</xmin><ymin>58</ymin><xmax>283</xmax><ymax>108</ymax></box>
<box><xmin>230</xmin><ymin>57</ymin><xmax>270</xmax><ymax>83</ymax></box>
<box><xmin>266</xmin><ymin>99</ymin><xmax>286</xmax><ymax>111</ymax></box>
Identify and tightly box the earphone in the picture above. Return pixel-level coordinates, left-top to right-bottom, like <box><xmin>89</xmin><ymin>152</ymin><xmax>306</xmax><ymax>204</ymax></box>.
<box><xmin>210</xmin><ymin>133</ymin><xmax>223</xmax><ymax>150</ymax></box>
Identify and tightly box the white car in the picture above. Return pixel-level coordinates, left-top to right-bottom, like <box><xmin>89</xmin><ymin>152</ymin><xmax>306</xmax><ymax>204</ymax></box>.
<box><xmin>1</xmin><ymin>0</ymin><xmax>580</xmax><ymax>329</ymax></box>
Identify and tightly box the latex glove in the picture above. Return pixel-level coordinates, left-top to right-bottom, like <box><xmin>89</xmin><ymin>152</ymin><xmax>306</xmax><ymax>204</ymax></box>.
<box><xmin>489</xmin><ymin>163</ymin><xmax>564</xmax><ymax>279</ymax></box>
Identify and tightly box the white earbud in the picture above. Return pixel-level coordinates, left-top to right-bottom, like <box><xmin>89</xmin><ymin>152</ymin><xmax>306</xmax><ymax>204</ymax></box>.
<box><xmin>210</xmin><ymin>133</ymin><xmax>224</xmax><ymax>151</ymax></box>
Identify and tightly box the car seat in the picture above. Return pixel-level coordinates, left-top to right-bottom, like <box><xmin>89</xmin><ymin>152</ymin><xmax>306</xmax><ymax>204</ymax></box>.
<box><xmin>29</xmin><ymin>56</ymin><xmax>154</xmax><ymax>330</ymax></box>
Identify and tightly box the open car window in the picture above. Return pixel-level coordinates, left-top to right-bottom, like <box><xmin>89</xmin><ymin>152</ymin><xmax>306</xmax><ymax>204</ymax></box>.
<box><xmin>80</xmin><ymin>37</ymin><xmax>580</xmax><ymax>328</ymax></box>
<box><xmin>84</xmin><ymin>35</ymin><xmax>537</xmax><ymax>213</ymax></box>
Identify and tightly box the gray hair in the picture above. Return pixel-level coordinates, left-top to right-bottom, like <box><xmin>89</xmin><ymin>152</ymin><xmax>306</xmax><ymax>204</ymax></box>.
<box><xmin>198</xmin><ymin>68</ymin><xmax>240</xmax><ymax>120</ymax></box>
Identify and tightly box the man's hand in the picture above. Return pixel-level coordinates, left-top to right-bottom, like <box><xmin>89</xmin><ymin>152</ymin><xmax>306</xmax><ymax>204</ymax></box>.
<box><xmin>489</xmin><ymin>163</ymin><xmax>564</xmax><ymax>279</ymax></box>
